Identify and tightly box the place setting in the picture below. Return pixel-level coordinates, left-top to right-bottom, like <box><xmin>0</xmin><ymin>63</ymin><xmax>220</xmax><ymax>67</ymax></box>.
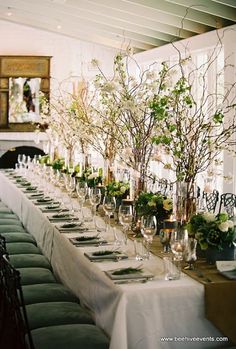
<box><xmin>104</xmin><ymin>265</ymin><xmax>154</xmax><ymax>285</ymax></box>
<box><xmin>69</xmin><ymin>233</ymin><xmax>108</xmax><ymax>247</ymax></box>
<box><xmin>33</xmin><ymin>196</ymin><xmax>54</xmax><ymax>205</ymax></box>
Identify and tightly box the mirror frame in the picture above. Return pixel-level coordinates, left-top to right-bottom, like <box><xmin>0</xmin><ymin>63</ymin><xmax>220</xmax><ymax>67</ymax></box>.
<box><xmin>0</xmin><ymin>55</ymin><xmax>51</xmax><ymax>132</ymax></box>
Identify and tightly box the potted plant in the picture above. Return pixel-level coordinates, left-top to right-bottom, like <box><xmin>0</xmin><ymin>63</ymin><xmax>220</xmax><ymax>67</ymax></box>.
<box><xmin>187</xmin><ymin>212</ymin><xmax>236</xmax><ymax>264</ymax></box>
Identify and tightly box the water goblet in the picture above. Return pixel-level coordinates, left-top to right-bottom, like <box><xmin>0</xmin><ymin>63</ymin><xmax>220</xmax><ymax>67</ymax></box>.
<box><xmin>103</xmin><ymin>195</ymin><xmax>116</xmax><ymax>229</ymax></box>
<box><xmin>89</xmin><ymin>188</ymin><xmax>102</xmax><ymax>215</ymax></box>
<box><xmin>76</xmin><ymin>181</ymin><xmax>88</xmax><ymax>207</ymax></box>
<box><xmin>118</xmin><ymin>204</ymin><xmax>133</xmax><ymax>243</ymax></box>
<box><xmin>170</xmin><ymin>229</ymin><xmax>186</xmax><ymax>262</ymax></box>
<box><xmin>140</xmin><ymin>215</ymin><xmax>157</xmax><ymax>260</ymax></box>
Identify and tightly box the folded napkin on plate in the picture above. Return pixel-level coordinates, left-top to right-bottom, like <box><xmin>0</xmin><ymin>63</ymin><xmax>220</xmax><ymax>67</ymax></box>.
<box><xmin>70</xmin><ymin>236</ymin><xmax>107</xmax><ymax>246</ymax></box>
<box><xmin>42</xmin><ymin>206</ymin><xmax>68</xmax><ymax>213</ymax></box>
<box><xmin>84</xmin><ymin>250</ymin><xmax>128</xmax><ymax>261</ymax></box>
<box><xmin>105</xmin><ymin>267</ymin><xmax>153</xmax><ymax>280</ymax></box>
<box><xmin>57</xmin><ymin>223</ymin><xmax>85</xmax><ymax>232</ymax></box>
<box><xmin>29</xmin><ymin>192</ymin><xmax>44</xmax><ymax>199</ymax></box>
<box><xmin>48</xmin><ymin>213</ymin><xmax>74</xmax><ymax>222</ymax></box>
<box><xmin>19</xmin><ymin>182</ymin><xmax>31</xmax><ymax>187</ymax></box>
<box><xmin>216</xmin><ymin>261</ymin><xmax>236</xmax><ymax>280</ymax></box>
<box><xmin>24</xmin><ymin>186</ymin><xmax>37</xmax><ymax>192</ymax></box>
<box><xmin>35</xmin><ymin>197</ymin><xmax>53</xmax><ymax>205</ymax></box>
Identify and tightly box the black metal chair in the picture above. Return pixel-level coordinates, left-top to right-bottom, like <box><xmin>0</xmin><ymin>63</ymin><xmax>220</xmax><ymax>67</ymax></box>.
<box><xmin>0</xmin><ymin>241</ymin><xmax>34</xmax><ymax>349</ymax></box>
<box><xmin>218</xmin><ymin>193</ymin><xmax>236</xmax><ymax>218</ymax></box>
<box><xmin>203</xmin><ymin>189</ymin><xmax>219</xmax><ymax>213</ymax></box>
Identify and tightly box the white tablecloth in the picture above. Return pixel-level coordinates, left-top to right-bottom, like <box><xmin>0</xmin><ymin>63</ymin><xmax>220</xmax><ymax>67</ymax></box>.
<box><xmin>0</xmin><ymin>171</ymin><xmax>228</xmax><ymax>349</ymax></box>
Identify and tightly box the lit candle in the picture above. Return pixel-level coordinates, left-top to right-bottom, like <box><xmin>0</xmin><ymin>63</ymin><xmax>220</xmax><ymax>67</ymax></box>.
<box><xmin>175</xmin><ymin>242</ymin><xmax>183</xmax><ymax>252</ymax></box>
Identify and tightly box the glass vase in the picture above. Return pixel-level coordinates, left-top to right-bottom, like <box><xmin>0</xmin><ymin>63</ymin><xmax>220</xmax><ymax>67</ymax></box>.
<box><xmin>174</xmin><ymin>181</ymin><xmax>197</xmax><ymax>225</ymax></box>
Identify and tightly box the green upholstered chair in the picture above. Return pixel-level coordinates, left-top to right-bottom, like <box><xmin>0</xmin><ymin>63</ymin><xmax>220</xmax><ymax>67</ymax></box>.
<box><xmin>17</xmin><ymin>267</ymin><xmax>57</xmax><ymax>286</ymax></box>
<box><xmin>0</xmin><ymin>213</ymin><xmax>19</xmax><ymax>219</ymax></box>
<box><xmin>2</xmin><ymin>232</ymin><xmax>36</xmax><ymax>244</ymax></box>
<box><xmin>6</xmin><ymin>242</ymin><xmax>42</xmax><ymax>255</ymax></box>
<box><xmin>0</xmin><ymin>225</ymin><xmax>26</xmax><ymax>233</ymax></box>
<box><xmin>1</xmin><ymin>254</ymin><xmax>109</xmax><ymax>349</ymax></box>
<box><xmin>26</xmin><ymin>302</ymin><xmax>94</xmax><ymax>330</ymax></box>
<box><xmin>22</xmin><ymin>283</ymin><xmax>79</xmax><ymax>305</ymax></box>
<box><xmin>0</xmin><ymin>218</ymin><xmax>23</xmax><ymax>225</ymax></box>
<box><xmin>10</xmin><ymin>254</ymin><xmax>51</xmax><ymax>270</ymax></box>
<box><xmin>30</xmin><ymin>324</ymin><xmax>109</xmax><ymax>349</ymax></box>
<box><xmin>0</xmin><ymin>206</ymin><xmax>12</xmax><ymax>213</ymax></box>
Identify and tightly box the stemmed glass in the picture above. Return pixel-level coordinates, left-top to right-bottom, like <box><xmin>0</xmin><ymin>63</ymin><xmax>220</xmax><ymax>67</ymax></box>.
<box><xmin>65</xmin><ymin>175</ymin><xmax>76</xmax><ymax>197</ymax></box>
<box><xmin>76</xmin><ymin>181</ymin><xmax>88</xmax><ymax>208</ymax></box>
<box><xmin>17</xmin><ymin>154</ymin><xmax>26</xmax><ymax>172</ymax></box>
<box><xmin>118</xmin><ymin>204</ymin><xmax>133</xmax><ymax>243</ymax></box>
<box><xmin>140</xmin><ymin>215</ymin><xmax>157</xmax><ymax>259</ymax></box>
<box><xmin>170</xmin><ymin>229</ymin><xmax>186</xmax><ymax>262</ymax></box>
<box><xmin>89</xmin><ymin>188</ymin><xmax>102</xmax><ymax>215</ymax></box>
<box><xmin>170</xmin><ymin>229</ymin><xmax>186</xmax><ymax>275</ymax></box>
<box><xmin>103</xmin><ymin>195</ymin><xmax>116</xmax><ymax>229</ymax></box>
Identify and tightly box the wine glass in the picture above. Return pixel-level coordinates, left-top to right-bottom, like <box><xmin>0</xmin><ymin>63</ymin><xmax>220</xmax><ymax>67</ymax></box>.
<box><xmin>89</xmin><ymin>188</ymin><xmax>101</xmax><ymax>215</ymax></box>
<box><xmin>76</xmin><ymin>181</ymin><xmax>88</xmax><ymax>208</ymax></box>
<box><xmin>140</xmin><ymin>215</ymin><xmax>157</xmax><ymax>259</ymax></box>
<box><xmin>103</xmin><ymin>195</ymin><xmax>116</xmax><ymax>229</ymax></box>
<box><xmin>170</xmin><ymin>229</ymin><xmax>186</xmax><ymax>262</ymax></box>
<box><xmin>65</xmin><ymin>175</ymin><xmax>76</xmax><ymax>197</ymax></box>
<box><xmin>118</xmin><ymin>204</ymin><xmax>133</xmax><ymax>242</ymax></box>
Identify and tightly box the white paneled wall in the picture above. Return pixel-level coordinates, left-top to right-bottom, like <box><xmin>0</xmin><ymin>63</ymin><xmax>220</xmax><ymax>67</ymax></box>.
<box><xmin>0</xmin><ymin>20</ymin><xmax>117</xmax><ymax>81</ymax></box>
<box><xmin>0</xmin><ymin>19</ymin><xmax>117</xmax><ymax>160</ymax></box>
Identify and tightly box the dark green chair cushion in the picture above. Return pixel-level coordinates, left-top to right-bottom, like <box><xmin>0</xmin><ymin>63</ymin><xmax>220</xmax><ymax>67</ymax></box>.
<box><xmin>30</xmin><ymin>324</ymin><xmax>109</xmax><ymax>349</ymax></box>
<box><xmin>2</xmin><ymin>232</ymin><xmax>36</xmax><ymax>244</ymax></box>
<box><xmin>18</xmin><ymin>267</ymin><xmax>56</xmax><ymax>286</ymax></box>
<box><xmin>0</xmin><ymin>218</ymin><xmax>22</xmax><ymax>225</ymax></box>
<box><xmin>0</xmin><ymin>225</ymin><xmax>25</xmax><ymax>233</ymax></box>
<box><xmin>6</xmin><ymin>242</ymin><xmax>42</xmax><ymax>255</ymax></box>
<box><xmin>0</xmin><ymin>213</ymin><xmax>18</xmax><ymax>219</ymax></box>
<box><xmin>22</xmin><ymin>283</ymin><xmax>78</xmax><ymax>305</ymax></box>
<box><xmin>10</xmin><ymin>254</ymin><xmax>51</xmax><ymax>270</ymax></box>
<box><xmin>26</xmin><ymin>302</ymin><xmax>94</xmax><ymax>330</ymax></box>
<box><xmin>0</xmin><ymin>207</ymin><xmax>12</xmax><ymax>213</ymax></box>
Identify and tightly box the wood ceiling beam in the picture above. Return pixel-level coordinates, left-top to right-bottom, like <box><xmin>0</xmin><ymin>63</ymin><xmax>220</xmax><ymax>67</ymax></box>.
<box><xmin>86</xmin><ymin>0</ymin><xmax>212</xmax><ymax>33</ymax></box>
<box><xmin>165</xmin><ymin>0</ymin><xmax>236</xmax><ymax>21</ymax></box>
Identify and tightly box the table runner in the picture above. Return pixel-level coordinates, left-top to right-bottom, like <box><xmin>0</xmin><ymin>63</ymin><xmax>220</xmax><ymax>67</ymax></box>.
<box><xmin>150</xmin><ymin>237</ymin><xmax>236</xmax><ymax>344</ymax></box>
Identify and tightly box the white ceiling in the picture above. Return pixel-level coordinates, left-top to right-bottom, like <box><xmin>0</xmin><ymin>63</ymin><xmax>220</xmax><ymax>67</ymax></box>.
<box><xmin>0</xmin><ymin>0</ymin><xmax>236</xmax><ymax>52</ymax></box>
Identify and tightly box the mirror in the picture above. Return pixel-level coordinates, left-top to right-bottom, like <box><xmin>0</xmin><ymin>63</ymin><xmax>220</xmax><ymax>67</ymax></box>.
<box><xmin>0</xmin><ymin>55</ymin><xmax>51</xmax><ymax>131</ymax></box>
<box><xmin>9</xmin><ymin>77</ymin><xmax>41</xmax><ymax>123</ymax></box>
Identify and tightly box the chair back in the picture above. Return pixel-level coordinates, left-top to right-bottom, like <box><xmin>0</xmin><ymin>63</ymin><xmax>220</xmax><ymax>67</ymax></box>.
<box><xmin>219</xmin><ymin>193</ymin><xmax>236</xmax><ymax>218</ymax></box>
<box><xmin>0</xmin><ymin>238</ymin><xmax>34</xmax><ymax>349</ymax></box>
<box><xmin>203</xmin><ymin>189</ymin><xmax>219</xmax><ymax>213</ymax></box>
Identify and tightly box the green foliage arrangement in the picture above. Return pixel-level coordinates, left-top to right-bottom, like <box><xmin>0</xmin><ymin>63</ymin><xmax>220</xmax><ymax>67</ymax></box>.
<box><xmin>187</xmin><ymin>212</ymin><xmax>236</xmax><ymax>251</ymax></box>
<box><xmin>106</xmin><ymin>181</ymin><xmax>129</xmax><ymax>199</ymax></box>
<box><xmin>51</xmin><ymin>158</ymin><xmax>65</xmax><ymax>170</ymax></box>
<box><xmin>135</xmin><ymin>192</ymin><xmax>172</xmax><ymax>221</ymax></box>
<box><xmin>78</xmin><ymin>167</ymin><xmax>103</xmax><ymax>188</ymax></box>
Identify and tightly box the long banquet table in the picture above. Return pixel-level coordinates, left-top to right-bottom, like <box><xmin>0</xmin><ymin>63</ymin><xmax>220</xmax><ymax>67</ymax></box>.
<box><xmin>0</xmin><ymin>171</ymin><xmax>229</xmax><ymax>349</ymax></box>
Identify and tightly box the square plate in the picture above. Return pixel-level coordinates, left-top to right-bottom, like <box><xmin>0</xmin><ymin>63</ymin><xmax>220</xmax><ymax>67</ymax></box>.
<box><xmin>105</xmin><ymin>267</ymin><xmax>154</xmax><ymax>280</ymax></box>
<box><xmin>35</xmin><ymin>197</ymin><xmax>53</xmax><ymax>205</ymax></box>
<box><xmin>70</xmin><ymin>236</ymin><xmax>107</xmax><ymax>246</ymax></box>
<box><xmin>216</xmin><ymin>261</ymin><xmax>236</xmax><ymax>279</ymax></box>
<box><xmin>57</xmin><ymin>223</ymin><xmax>84</xmax><ymax>231</ymax></box>
<box><xmin>84</xmin><ymin>250</ymin><xmax>128</xmax><ymax>261</ymax></box>
<box><xmin>48</xmin><ymin>213</ymin><xmax>74</xmax><ymax>222</ymax></box>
